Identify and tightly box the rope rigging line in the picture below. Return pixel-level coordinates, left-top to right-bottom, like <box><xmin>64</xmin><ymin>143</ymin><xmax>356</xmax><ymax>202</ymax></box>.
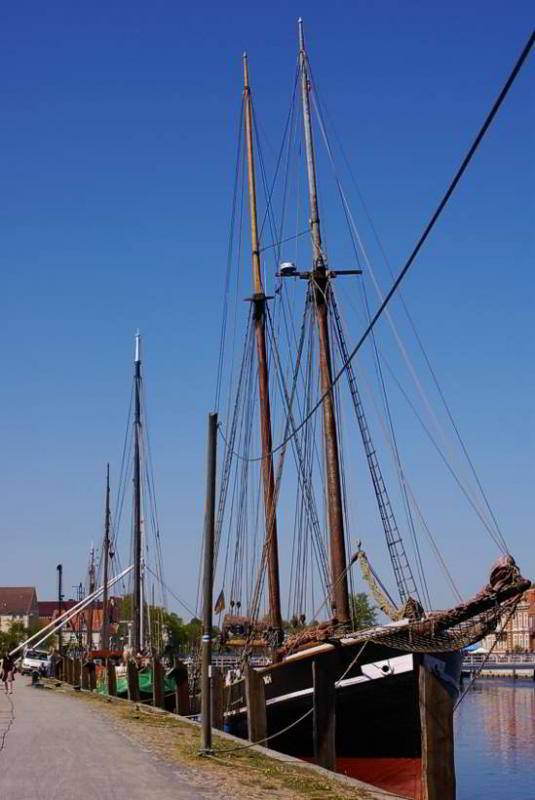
<box><xmin>256</xmin><ymin>61</ymin><xmax>300</xmax><ymax>247</ymax></box>
<box><xmin>338</xmin><ymin>290</ymin><xmax>432</xmax><ymax>610</ymax></box>
<box><xmin>211</xmin><ymin>640</ymin><xmax>370</xmax><ymax>755</ymax></box>
<box><xmin>307</xmin><ymin>84</ymin><xmax>433</xmax><ymax>605</ymax></box>
<box><xmin>329</xmin><ymin>286</ymin><xmax>425</xmax><ymax>607</ymax></box>
<box><xmin>215</xmin><ymin>99</ymin><xmax>245</xmax><ymax>412</ymax></box>
<box><xmin>453</xmin><ymin>597</ymin><xmax>521</xmax><ymax>711</ymax></box>
<box><xmin>217</xmin><ymin>31</ymin><xmax>534</xmax><ymax>464</ymax></box>
<box><xmin>310</xmin><ymin>72</ymin><xmax>509</xmax><ymax>554</ymax></box>
<box><xmin>145</xmin><ymin>565</ymin><xmax>196</xmax><ymax>619</ymax></box>
<box><xmin>265</xmin><ymin>301</ymin><xmax>330</xmax><ymax>605</ymax></box>
<box><xmin>246</xmin><ymin>297</ymin><xmax>322</xmax><ymax>629</ymax></box>
<box><xmin>379</xmin><ymin>352</ymin><xmax>509</xmax><ymax>554</ymax></box>
<box><xmin>318</xmin><ymin>86</ymin><xmax>513</xmax><ymax>555</ymax></box>
<box><xmin>348</xmin><ymin>353</ymin><xmax>465</xmax><ymax>603</ymax></box>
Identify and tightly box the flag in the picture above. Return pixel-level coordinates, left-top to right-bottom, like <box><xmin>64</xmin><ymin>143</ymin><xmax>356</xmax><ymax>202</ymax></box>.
<box><xmin>214</xmin><ymin>590</ymin><xmax>225</xmax><ymax>614</ymax></box>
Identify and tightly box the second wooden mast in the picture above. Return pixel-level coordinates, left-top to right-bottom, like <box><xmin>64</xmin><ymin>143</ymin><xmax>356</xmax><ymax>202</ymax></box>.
<box><xmin>132</xmin><ymin>332</ymin><xmax>143</xmax><ymax>652</ymax></box>
<box><xmin>243</xmin><ymin>54</ymin><xmax>283</xmax><ymax>634</ymax></box>
<box><xmin>298</xmin><ymin>20</ymin><xmax>350</xmax><ymax>624</ymax></box>
<box><xmin>101</xmin><ymin>463</ymin><xmax>111</xmax><ymax>651</ymax></box>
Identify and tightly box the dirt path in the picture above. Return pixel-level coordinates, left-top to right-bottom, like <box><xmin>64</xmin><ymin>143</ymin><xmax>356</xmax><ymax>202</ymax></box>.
<box><xmin>0</xmin><ymin>680</ymin><xmax>399</xmax><ymax>800</ymax></box>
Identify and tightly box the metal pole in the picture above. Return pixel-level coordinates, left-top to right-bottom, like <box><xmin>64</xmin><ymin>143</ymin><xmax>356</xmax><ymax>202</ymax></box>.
<box><xmin>57</xmin><ymin>564</ymin><xmax>63</xmax><ymax>655</ymax></box>
<box><xmin>200</xmin><ymin>412</ymin><xmax>218</xmax><ymax>754</ymax></box>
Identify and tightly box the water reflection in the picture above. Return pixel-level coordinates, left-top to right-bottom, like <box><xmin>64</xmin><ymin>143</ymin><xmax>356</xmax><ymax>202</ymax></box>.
<box><xmin>455</xmin><ymin>679</ymin><xmax>535</xmax><ymax>800</ymax></box>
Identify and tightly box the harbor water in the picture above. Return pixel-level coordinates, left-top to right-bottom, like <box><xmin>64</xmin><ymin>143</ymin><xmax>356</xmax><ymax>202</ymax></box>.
<box><xmin>455</xmin><ymin>679</ymin><xmax>535</xmax><ymax>800</ymax></box>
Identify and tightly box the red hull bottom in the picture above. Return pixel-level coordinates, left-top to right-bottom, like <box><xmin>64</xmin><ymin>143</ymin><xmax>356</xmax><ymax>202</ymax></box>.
<box><xmin>302</xmin><ymin>756</ymin><xmax>421</xmax><ymax>799</ymax></box>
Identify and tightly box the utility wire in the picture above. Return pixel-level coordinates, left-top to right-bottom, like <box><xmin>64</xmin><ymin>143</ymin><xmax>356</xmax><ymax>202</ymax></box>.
<box><xmin>222</xmin><ymin>31</ymin><xmax>534</xmax><ymax>463</ymax></box>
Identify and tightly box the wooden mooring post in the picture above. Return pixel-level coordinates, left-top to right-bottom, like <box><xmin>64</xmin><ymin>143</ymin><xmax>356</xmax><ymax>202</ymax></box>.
<box><xmin>73</xmin><ymin>658</ymin><xmax>82</xmax><ymax>688</ymax></box>
<box><xmin>173</xmin><ymin>658</ymin><xmax>190</xmax><ymax>716</ymax></box>
<box><xmin>245</xmin><ymin>663</ymin><xmax>267</xmax><ymax>743</ymax></box>
<box><xmin>419</xmin><ymin>658</ymin><xmax>455</xmax><ymax>800</ymax></box>
<box><xmin>152</xmin><ymin>656</ymin><xmax>165</xmax><ymax>709</ymax></box>
<box><xmin>81</xmin><ymin>662</ymin><xmax>90</xmax><ymax>690</ymax></box>
<box><xmin>127</xmin><ymin>659</ymin><xmax>140</xmax><ymax>702</ymax></box>
<box><xmin>211</xmin><ymin>666</ymin><xmax>224</xmax><ymax>731</ymax></box>
<box><xmin>106</xmin><ymin>659</ymin><xmax>117</xmax><ymax>696</ymax></box>
<box><xmin>65</xmin><ymin>657</ymin><xmax>73</xmax><ymax>685</ymax></box>
<box><xmin>312</xmin><ymin>656</ymin><xmax>336</xmax><ymax>771</ymax></box>
<box><xmin>89</xmin><ymin>664</ymin><xmax>97</xmax><ymax>691</ymax></box>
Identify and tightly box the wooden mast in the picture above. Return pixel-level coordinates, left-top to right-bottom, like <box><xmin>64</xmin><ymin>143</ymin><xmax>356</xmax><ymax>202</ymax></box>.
<box><xmin>298</xmin><ymin>19</ymin><xmax>350</xmax><ymax>624</ymax></box>
<box><xmin>101</xmin><ymin>463</ymin><xmax>111</xmax><ymax>651</ymax></box>
<box><xmin>87</xmin><ymin>545</ymin><xmax>96</xmax><ymax>649</ymax></box>
<box><xmin>243</xmin><ymin>53</ymin><xmax>283</xmax><ymax>633</ymax></box>
<box><xmin>132</xmin><ymin>332</ymin><xmax>143</xmax><ymax>652</ymax></box>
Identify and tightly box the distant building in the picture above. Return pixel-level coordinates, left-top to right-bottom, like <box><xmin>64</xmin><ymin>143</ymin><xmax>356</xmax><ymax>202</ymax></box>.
<box><xmin>483</xmin><ymin>587</ymin><xmax>535</xmax><ymax>653</ymax></box>
<box><xmin>38</xmin><ymin>598</ymin><xmax>120</xmax><ymax>650</ymax></box>
<box><xmin>0</xmin><ymin>587</ymin><xmax>39</xmax><ymax>632</ymax></box>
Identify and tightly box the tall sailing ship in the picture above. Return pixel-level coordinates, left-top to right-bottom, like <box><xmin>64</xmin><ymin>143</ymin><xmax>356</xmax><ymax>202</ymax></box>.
<box><xmin>211</xmin><ymin>21</ymin><xmax>529</xmax><ymax>800</ymax></box>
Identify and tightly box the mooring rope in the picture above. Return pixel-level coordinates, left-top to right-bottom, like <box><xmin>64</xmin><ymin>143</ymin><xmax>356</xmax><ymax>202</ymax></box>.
<box><xmin>209</xmin><ymin>641</ymin><xmax>370</xmax><ymax>754</ymax></box>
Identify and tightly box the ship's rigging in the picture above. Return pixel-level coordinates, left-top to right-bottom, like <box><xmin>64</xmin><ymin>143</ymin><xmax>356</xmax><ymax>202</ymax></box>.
<box><xmin>94</xmin><ymin>334</ymin><xmax>169</xmax><ymax>655</ymax></box>
<box><xmin>211</xmin><ymin>24</ymin><xmax>532</xmax><ymax>638</ymax></box>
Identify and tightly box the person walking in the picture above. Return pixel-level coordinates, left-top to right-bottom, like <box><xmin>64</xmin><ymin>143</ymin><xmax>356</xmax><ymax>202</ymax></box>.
<box><xmin>1</xmin><ymin>652</ymin><xmax>15</xmax><ymax>694</ymax></box>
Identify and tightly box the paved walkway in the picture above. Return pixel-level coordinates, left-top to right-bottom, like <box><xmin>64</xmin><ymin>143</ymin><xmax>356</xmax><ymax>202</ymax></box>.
<box><xmin>0</xmin><ymin>681</ymin><xmax>206</xmax><ymax>799</ymax></box>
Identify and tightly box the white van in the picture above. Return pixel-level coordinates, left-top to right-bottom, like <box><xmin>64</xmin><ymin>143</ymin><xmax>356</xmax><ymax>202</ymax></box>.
<box><xmin>21</xmin><ymin>648</ymin><xmax>50</xmax><ymax>675</ymax></box>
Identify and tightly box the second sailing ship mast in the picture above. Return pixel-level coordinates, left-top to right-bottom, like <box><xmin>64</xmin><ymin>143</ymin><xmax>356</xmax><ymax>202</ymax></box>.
<box><xmin>101</xmin><ymin>463</ymin><xmax>111</xmax><ymax>650</ymax></box>
<box><xmin>243</xmin><ymin>54</ymin><xmax>283</xmax><ymax>634</ymax></box>
<box><xmin>298</xmin><ymin>19</ymin><xmax>350</xmax><ymax>624</ymax></box>
<box><xmin>132</xmin><ymin>332</ymin><xmax>143</xmax><ymax>653</ymax></box>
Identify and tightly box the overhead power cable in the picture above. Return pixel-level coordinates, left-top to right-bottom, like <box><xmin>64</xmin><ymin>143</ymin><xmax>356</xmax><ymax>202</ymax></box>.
<box><xmin>222</xmin><ymin>31</ymin><xmax>534</xmax><ymax>463</ymax></box>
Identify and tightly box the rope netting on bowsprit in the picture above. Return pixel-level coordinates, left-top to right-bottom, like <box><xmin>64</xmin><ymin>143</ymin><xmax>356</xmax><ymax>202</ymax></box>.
<box><xmin>280</xmin><ymin>555</ymin><xmax>530</xmax><ymax>656</ymax></box>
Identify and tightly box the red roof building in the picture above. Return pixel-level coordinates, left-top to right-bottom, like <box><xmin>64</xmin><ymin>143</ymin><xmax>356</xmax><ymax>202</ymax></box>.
<box><xmin>0</xmin><ymin>587</ymin><xmax>39</xmax><ymax>632</ymax></box>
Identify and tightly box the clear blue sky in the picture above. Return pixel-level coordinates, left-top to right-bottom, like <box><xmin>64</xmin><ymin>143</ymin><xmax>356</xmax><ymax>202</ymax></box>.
<box><xmin>1</xmin><ymin>1</ymin><xmax>533</xmax><ymax>611</ymax></box>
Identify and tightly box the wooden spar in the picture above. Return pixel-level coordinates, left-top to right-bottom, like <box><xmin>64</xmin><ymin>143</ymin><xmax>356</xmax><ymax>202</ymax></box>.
<box><xmin>101</xmin><ymin>463</ymin><xmax>111</xmax><ymax>651</ymax></box>
<box><xmin>132</xmin><ymin>332</ymin><xmax>142</xmax><ymax>653</ymax></box>
<box><xmin>242</xmin><ymin>53</ymin><xmax>283</xmax><ymax>633</ymax></box>
<box><xmin>298</xmin><ymin>19</ymin><xmax>350</xmax><ymax>624</ymax></box>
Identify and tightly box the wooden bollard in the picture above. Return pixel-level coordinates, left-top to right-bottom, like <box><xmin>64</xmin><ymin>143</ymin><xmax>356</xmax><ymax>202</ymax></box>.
<box><xmin>152</xmin><ymin>656</ymin><xmax>165</xmax><ymax>709</ymax></box>
<box><xmin>81</xmin><ymin>663</ymin><xmax>90</xmax><ymax>690</ymax></box>
<box><xmin>127</xmin><ymin>659</ymin><xmax>140</xmax><ymax>702</ymax></box>
<box><xmin>173</xmin><ymin>658</ymin><xmax>190</xmax><ymax>716</ymax></box>
<box><xmin>419</xmin><ymin>658</ymin><xmax>455</xmax><ymax>800</ymax></box>
<box><xmin>312</xmin><ymin>656</ymin><xmax>336</xmax><ymax>771</ymax></box>
<box><xmin>106</xmin><ymin>659</ymin><xmax>117</xmax><ymax>696</ymax></box>
<box><xmin>211</xmin><ymin>666</ymin><xmax>224</xmax><ymax>730</ymax></box>
<box><xmin>245</xmin><ymin>663</ymin><xmax>267</xmax><ymax>743</ymax></box>
<box><xmin>73</xmin><ymin>658</ymin><xmax>82</xmax><ymax>687</ymax></box>
<box><xmin>89</xmin><ymin>665</ymin><xmax>97</xmax><ymax>691</ymax></box>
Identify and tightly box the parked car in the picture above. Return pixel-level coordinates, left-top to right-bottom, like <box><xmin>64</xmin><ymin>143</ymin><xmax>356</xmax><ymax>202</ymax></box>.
<box><xmin>21</xmin><ymin>648</ymin><xmax>50</xmax><ymax>675</ymax></box>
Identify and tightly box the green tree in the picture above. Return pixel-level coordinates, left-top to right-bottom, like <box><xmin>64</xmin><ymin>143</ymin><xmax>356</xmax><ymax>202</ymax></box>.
<box><xmin>0</xmin><ymin>621</ymin><xmax>31</xmax><ymax>654</ymax></box>
<box><xmin>349</xmin><ymin>593</ymin><xmax>377</xmax><ymax>630</ymax></box>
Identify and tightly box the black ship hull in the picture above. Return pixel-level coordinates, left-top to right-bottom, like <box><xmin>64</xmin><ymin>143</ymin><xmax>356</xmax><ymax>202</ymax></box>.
<box><xmin>225</xmin><ymin>637</ymin><xmax>462</xmax><ymax>799</ymax></box>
